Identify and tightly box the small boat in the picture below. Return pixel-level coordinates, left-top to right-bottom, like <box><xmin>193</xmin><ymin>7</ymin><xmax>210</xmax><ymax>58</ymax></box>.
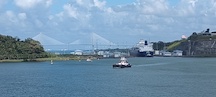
<box><xmin>50</xmin><ymin>60</ymin><xmax>53</xmax><ymax>64</ymax></box>
<box><xmin>86</xmin><ymin>57</ymin><xmax>92</xmax><ymax>62</ymax></box>
<box><xmin>113</xmin><ymin>57</ymin><xmax>131</xmax><ymax>68</ymax></box>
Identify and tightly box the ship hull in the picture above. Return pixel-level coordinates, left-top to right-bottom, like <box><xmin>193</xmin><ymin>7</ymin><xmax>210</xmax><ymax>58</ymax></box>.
<box><xmin>113</xmin><ymin>64</ymin><xmax>131</xmax><ymax>68</ymax></box>
<box><xmin>130</xmin><ymin>50</ymin><xmax>154</xmax><ymax>57</ymax></box>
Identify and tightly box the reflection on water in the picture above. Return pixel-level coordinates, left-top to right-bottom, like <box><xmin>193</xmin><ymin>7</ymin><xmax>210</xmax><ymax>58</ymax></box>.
<box><xmin>135</xmin><ymin>63</ymin><xmax>168</xmax><ymax>67</ymax></box>
<box><xmin>0</xmin><ymin>57</ymin><xmax>216</xmax><ymax>97</ymax></box>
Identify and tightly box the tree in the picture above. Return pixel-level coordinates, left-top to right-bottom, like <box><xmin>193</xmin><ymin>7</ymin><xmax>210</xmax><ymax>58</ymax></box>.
<box><xmin>0</xmin><ymin>34</ymin><xmax>48</xmax><ymax>60</ymax></box>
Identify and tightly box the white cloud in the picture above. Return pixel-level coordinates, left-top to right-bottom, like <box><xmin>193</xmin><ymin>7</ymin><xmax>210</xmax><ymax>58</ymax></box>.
<box><xmin>189</xmin><ymin>0</ymin><xmax>197</xmax><ymax>7</ymax></box>
<box><xmin>14</xmin><ymin>0</ymin><xmax>52</xmax><ymax>9</ymax></box>
<box><xmin>136</xmin><ymin>0</ymin><xmax>169</xmax><ymax>15</ymax></box>
<box><xmin>93</xmin><ymin>0</ymin><xmax>106</xmax><ymax>9</ymax></box>
<box><xmin>1</xmin><ymin>0</ymin><xmax>216</xmax><ymax>46</ymax></box>
<box><xmin>63</xmin><ymin>4</ymin><xmax>78</xmax><ymax>18</ymax></box>
<box><xmin>106</xmin><ymin>7</ymin><xmax>114</xmax><ymax>14</ymax></box>
<box><xmin>76</xmin><ymin>0</ymin><xmax>83</xmax><ymax>5</ymax></box>
<box><xmin>14</xmin><ymin>0</ymin><xmax>42</xmax><ymax>9</ymax></box>
<box><xmin>175</xmin><ymin>0</ymin><xmax>197</xmax><ymax>16</ymax></box>
<box><xmin>18</xmin><ymin>13</ymin><xmax>27</xmax><ymax>20</ymax></box>
<box><xmin>75</xmin><ymin>0</ymin><xmax>94</xmax><ymax>8</ymax></box>
<box><xmin>46</xmin><ymin>0</ymin><xmax>52</xmax><ymax>7</ymax></box>
<box><xmin>5</xmin><ymin>11</ymin><xmax>17</xmax><ymax>23</ymax></box>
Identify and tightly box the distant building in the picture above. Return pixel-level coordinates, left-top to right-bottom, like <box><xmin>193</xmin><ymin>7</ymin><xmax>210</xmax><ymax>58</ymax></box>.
<box><xmin>97</xmin><ymin>51</ymin><xmax>104</xmax><ymax>55</ymax></box>
<box><xmin>163</xmin><ymin>52</ymin><xmax>172</xmax><ymax>57</ymax></box>
<box><xmin>159</xmin><ymin>50</ymin><xmax>172</xmax><ymax>56</ymax></box>
<box><xmin>172</xmin><ymin>50</ymin><xmax>183</xmax><ymax>57</ymax></box>
<box><xmin>154</xmin><ymin>50</ymin><xmax>160</xmax><ymax>55</ymax></box>
<box><xmin>82</xmin><ymin>50</ymin><xmax>95</xmax><ymax>55</ymax></box>
<box><xmin>70</xmin><ymin>52</ymin><xmax>75</xmax><ymax>54</ymax></box>
<box><xmin>202</xmin><ymin>28</ymin><xmax>211</xmax><ymax>36</ymax></box>
<box><xmin>103</xmin><ymin>51</ymin><xmax>111</xmax><ymax>58</ymax></box>
<box><xmin>74</xmin><ymin>50</ymin><xmax>83</xmax><ymax>55</ymax></box>
<box><xmin>211</xmin><ymin>31</ymin><xmax>216</xmax><ymax>36</ymax></box>
<box><xmin>114</xmin><ymin>52</ymin><xmax>121</xmax><ymax>58</ymax></box>
<box><xmin>203</xmin><ymin>32</ymin><xmax>211</xmax><ymax>36</ymax></box>
<box><xmin>181</xmin><ymin>35</ymin><xmax>187</xmax><ymax>39</ymax></box>
<box><xmin>192</xmin><ymin>28</ymin><xmax>216</xmax><ymax>37</ymax></box>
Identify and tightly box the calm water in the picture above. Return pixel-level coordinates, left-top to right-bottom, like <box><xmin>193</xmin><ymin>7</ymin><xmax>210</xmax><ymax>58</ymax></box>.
<box><xmin>0</xmin><ymin>57</ymin><xmax>216</xmax><ymax>97</ymax></box>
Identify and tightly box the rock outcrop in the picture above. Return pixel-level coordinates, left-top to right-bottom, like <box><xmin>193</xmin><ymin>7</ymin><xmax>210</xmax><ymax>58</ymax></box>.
<box><xmin>177</xmin><ymin>40</ymin><xmax>216</xmax><ymax>56</ymax></box>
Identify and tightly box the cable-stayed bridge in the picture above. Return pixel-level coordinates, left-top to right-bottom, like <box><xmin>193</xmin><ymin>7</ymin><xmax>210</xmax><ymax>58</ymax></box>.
<box><xmin>33</xmin><ymin>33</ymin><xmax>133</xmax><ymax>50</ymax></box>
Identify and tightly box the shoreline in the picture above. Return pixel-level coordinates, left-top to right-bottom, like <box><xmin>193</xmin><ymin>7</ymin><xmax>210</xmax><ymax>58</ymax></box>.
<box><xmin>0</xmin><ymin>55</ymin><xmax>100</xmax><ymax>63</ymax></box>
<box><xmin>0</xmin><ymin>59</ymin><xmax>23</xmax><ymax>63</ymax></box>
<box><xmin>2</xmin><ymin>55</ymin><xmax>216</xmax><ymax>63</ymax></box>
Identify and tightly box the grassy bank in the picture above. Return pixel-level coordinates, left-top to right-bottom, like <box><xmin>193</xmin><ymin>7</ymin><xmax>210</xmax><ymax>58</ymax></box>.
<box><xmin>0</xmin><ymin>55</ymin><xmax>101</xmax><ymax>63</ymax></box>
<box><xmin>0</xmin><ymin>59</ymin><xmax>23</xmax><ymax>63</ymax></box>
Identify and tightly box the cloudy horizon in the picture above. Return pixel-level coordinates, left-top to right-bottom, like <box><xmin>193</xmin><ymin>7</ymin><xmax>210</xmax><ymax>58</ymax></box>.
<box><xmin>1</xmin><ymin>0</ymin><xmax>216</xmax><ymax>46</ymax></box>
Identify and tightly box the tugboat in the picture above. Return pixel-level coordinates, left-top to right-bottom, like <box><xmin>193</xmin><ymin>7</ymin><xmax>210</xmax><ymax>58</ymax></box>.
<box><xmin>113</xmin><ymin>57</ymin><xmax>131</xmax><ymax>68</ymax></box>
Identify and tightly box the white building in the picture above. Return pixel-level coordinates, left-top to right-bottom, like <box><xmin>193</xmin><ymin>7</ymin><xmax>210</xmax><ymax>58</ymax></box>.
<box><xmin>163</xmin><ymin>52</ymin><xmax>172</xmax><ymax>57</ymax></box>
<box><xmin>74</xmin><ymin>50</ymin><xmax>83</xmax><ymax>55</ymax></box>
<box><xmin>114</xmin><ymin>52</ymin><xmax>121</xmax><ymax>58</ymax></box>
<box><xmin>211</xmin><ymin>31</ymin><xmax>216</xmax><ymax>36</ymax></box>
<box><xmin>97</xmin><ymin>51</ymin><xmax>104</xmax><ymax>55</ymax></box>
<box><xmin>103</xmin><ymin>51</ymin><xmax>111</xmax><ymax>58</ymax></box>
<box><xmin>154</xmin><ymin>50</ymin><xmax>160</xmax><ymax>55</ymax></box>
<box><xmin>172</xmin><ymin>50</ymin><xmax>183</xmax><ymax>57</ymax></box>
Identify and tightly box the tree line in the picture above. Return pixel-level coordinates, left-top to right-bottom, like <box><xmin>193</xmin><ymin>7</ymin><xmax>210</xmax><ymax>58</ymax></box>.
<box><xmin>0</xmin><ymin>34</ymin><xmax>49</xmax><ymax>61</ymax></box>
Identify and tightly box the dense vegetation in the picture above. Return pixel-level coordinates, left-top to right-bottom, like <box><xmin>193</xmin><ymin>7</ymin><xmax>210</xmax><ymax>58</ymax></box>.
<box><xmin>152</xmin><ymin>41</ymin><xmax>182</xmax><ymax>51</ymax></box>
<box><xmin>0</xmin><ymin>34</ymin><xmax>49</xmax><ymax>61</ymax></box>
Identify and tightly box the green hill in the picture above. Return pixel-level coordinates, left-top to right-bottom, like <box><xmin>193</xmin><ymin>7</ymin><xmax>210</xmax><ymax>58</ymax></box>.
<box><xmin>0</xmin><ymin>34</ymin><xmax>49</xmax><ymax>61</ymax></box>
<box><xmin>166</xmin><ymin>40</ymin><xmax>187</xmax><ymax>51</ymax></box>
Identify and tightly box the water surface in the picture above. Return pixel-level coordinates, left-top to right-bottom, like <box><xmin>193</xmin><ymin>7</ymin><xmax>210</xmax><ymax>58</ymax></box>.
<box><xmin>0</xmin><ymin>57</ymin><xmax>216</xmax><ymax>97</ymax></box>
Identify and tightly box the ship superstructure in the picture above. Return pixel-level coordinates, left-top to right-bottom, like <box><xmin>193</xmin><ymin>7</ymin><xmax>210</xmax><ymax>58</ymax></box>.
<box><xmin>130</xmin><ymin>40</ymin><xmax>154</xmax><ymax>57</ymax></box>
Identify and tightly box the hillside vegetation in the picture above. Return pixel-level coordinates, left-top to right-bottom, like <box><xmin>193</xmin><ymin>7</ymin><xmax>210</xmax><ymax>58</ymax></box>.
<box><xmin>0</xmin><ymin>34</ymin><xmax>49</xmax><ymax>61</ymax></box>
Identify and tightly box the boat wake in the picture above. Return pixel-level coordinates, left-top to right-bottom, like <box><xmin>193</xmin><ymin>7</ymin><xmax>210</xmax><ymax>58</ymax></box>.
<box><xmin>134</xmin><ymin>63</ymin><xmax>168</xmax><ymax>67</ymax></box>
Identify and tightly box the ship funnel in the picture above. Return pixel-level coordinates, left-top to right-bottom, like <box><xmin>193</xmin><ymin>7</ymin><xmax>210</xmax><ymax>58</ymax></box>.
<box><xmin>145</xmin><ymin>40</ymin><xmax>148</xmax><ymax>45</ymax></box>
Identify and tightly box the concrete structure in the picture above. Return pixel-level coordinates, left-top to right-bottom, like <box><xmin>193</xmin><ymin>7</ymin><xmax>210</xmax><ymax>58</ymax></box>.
<box><xmin>172</xmin><ymin>50</ymin><xmax>183</xmax><ymax>56</ymax></box>
<box><xmin>114</xmin><ymin>52</ymin><xmax>121</xmax><ymax>58</ymax></box>
<box><xmin>163</xmin><ymin>52</ymin><xmax>172</xmax><ymax>57</ymax></box>
<box><xmin>211</xmin><ymin>32</ymin><xmax>216</xmax><ymax>36</ymax></box>
<box><xmin>97</xmin><ymin>51</ymin><xmax>104</xmax><ymax>56</ymax></box>
<box><xmin>154</xmin><ymin>50</ymin><xmax>160</xmax><ymax>55</ymax></box>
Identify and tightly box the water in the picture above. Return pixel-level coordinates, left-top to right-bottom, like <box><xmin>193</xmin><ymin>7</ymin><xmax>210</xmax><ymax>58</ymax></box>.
<box><xmin>0</xmin><ymin>57</ymin><xmax>216</xmax><ymax>97</ymax></box>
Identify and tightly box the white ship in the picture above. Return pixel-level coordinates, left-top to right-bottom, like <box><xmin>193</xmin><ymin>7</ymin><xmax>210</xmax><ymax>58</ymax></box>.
<box><xmin>130</xmin><ymin>40</ymin><xmax>154</xmax><ymax>57</ymax></box>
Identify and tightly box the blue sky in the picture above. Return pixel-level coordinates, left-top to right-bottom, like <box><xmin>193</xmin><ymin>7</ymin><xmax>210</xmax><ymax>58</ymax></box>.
<box><xmin>106</xmin><ymin>0</ymin><xmax>179</xmax><ymax>6</ymax></box>
<box><xmin>106</xmin><ymin>0</ymin><xmax>136</xmax><ymax>6</ymax></box>
<box><xmin>0</xmin><ymin>0</ymin><xmax>216</xmax><ymax>50</ymax></box>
